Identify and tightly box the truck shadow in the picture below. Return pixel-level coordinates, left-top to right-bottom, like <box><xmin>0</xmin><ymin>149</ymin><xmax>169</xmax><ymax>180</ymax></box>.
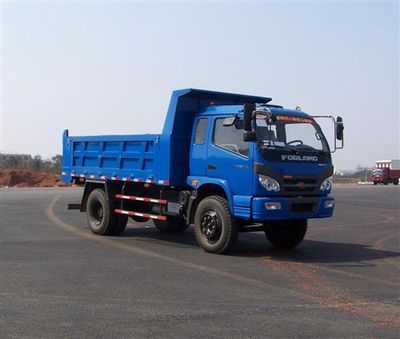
<box><xmin>234</xmin><ymin>235</ymin><xmax>400</xmax><ymax>265</ymax></box>
<box><xmin>122</xmin><ymin>224</ymin><xmax>400</xmax><ymax>265</ymax></box>
<box><xmin>122</xmin><ymin>224</ymin><xmax>199</xmax><ymax>249</ymax></box>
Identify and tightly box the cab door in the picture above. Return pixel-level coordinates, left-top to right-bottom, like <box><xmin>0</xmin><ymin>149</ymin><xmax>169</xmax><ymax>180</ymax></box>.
<box><xmin>206</xmin><ymin>116</ymin><xmax>252</xmax><ymax>195</ymax></box>
<box><xmin>190</xmin><ymin>117</ymin><xmax>209</xmax><ymax>176</ymax></box>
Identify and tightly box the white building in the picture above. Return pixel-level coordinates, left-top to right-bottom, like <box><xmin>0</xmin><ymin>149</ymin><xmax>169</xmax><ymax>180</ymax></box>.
<box><xmin>375</xmin><ymin>159</ymin><xmax>400</xmax><ymax>170</ymax></box>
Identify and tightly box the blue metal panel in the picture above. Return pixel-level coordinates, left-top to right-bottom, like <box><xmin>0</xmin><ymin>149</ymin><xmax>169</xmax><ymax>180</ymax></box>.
<box><xmin>62</xmin><ymin>132</ymin><xmax>170</xmax><ymax>184</ymax></box>
<box><xmin>233</xmin><ymin>195</ymin><xmax>252</xmax><ymax>219</ymax></box>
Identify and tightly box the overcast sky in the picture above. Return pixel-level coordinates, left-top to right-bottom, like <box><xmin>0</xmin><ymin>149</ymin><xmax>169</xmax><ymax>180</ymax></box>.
<box><xmin>1</xmin><ymin>1</ymin><xmax>399</xmax><ymax>170</ymax></box>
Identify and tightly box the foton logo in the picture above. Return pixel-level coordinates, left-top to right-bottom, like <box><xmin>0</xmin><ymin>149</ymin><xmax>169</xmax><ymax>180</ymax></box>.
<box><xmin>298</xmin><ymin>182</ymin><xmax>306</xmax><ymax>190</ymax></box>
<box><xmin>281</xmin><ymin>155</ymin><xmax>318</xmax><ymax>162</ymax></box>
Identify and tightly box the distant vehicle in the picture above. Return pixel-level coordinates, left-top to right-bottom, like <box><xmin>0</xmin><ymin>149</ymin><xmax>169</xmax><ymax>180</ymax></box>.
<box><xmin>372</xmin><ymin>160</ymin><xmax>400</xmax><ymax>185</ymax></box>
<box><xmin>62</xmin><ymin>88</ymin><xmax>344</xmax><ymax>254</ymax></box>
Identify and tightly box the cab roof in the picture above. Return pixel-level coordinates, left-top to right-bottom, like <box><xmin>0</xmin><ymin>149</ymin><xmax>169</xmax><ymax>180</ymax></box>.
<box><xmin>199</xmin><ymin>104</ymin><xmax>311</xmax><ymax>118</ymax></box>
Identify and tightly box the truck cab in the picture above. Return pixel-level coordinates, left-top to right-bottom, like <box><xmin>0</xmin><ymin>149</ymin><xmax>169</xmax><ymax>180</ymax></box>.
<box><xmin>189</xmin><ymin>104</ymin><xmax>335</xmax><ymax>224</ymax></box>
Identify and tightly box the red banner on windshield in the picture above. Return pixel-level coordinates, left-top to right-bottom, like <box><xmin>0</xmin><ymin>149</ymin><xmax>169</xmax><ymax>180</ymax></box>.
<box><xmin>276</xmin><ymin>115</ymin><xmax>313</xmax><ymax>124</ymax></box>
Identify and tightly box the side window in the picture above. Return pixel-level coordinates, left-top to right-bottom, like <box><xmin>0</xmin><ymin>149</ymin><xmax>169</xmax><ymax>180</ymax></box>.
<box><xmin>213</xmin><ymin>118</ymin><xmax>249</xmax><ymax>157</ymax></box>
<box><xmin>194</xmin><ymin>118</ymin><xmax>207</xmax><ymax>145</ymax></box>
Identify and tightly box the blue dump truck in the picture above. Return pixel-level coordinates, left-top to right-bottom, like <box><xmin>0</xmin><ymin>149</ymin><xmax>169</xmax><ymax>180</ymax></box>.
<box><xmin>62</xmin><ymin>89</ymin><xmax>344</xmax><ymax>254</ymax></box>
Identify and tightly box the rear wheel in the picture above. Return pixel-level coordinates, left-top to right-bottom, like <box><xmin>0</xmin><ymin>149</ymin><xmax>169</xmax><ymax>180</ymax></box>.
<box><xmin>86</xmin><ymin>188</ymin><xmax>128</xmax><ymax>236</ymax></box>
<box><xmin>154</xmin><ymin>217</ymin><xmax>188</xmax><ymax>233</ymax></box>
<box><xmin>264</xmin><ymin>220</ymin><xmax>307</xmax><ymax>249</ymax></box>
<box><xmin>194</xmin><ymin>196</ymin><xmax>238</xmax><ymax>254</ymax></box>
<box><xmin>393</xmin><ymin>179</ymin><xmax>399</xmax><ymax>185</ymax></box>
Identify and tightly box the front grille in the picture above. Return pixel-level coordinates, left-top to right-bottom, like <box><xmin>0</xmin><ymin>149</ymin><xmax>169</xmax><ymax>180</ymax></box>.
<box><xmin>284</xmin><ymin>178</ymin><xmax>316</xmax><ymax>185</ymax></box>
<box><xmin>282</xmin><ymin>177</ymin><xmax>318</xmax><ymax>195</ymax></box>
<box><xmin>285</xmin><ymin>186</ymin><xmax>315</xmax><ymax>193</ymax></box>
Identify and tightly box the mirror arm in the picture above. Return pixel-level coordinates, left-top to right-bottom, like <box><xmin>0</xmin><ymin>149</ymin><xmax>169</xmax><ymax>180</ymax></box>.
<box><xmin>311</xmin><ymin>115</ymin><xmax>344</xmax><ymax>153</ymax></box>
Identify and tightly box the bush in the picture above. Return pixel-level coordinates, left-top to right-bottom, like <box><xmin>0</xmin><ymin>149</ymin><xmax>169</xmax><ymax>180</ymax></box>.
<box><xmin>0</xmin><ymin>153</ymin><xmax>62</xmax><ymax>174</ymax></box>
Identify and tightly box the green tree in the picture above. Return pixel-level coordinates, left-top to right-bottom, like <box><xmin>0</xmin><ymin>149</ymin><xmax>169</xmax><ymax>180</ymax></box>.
<box><xmin>32</xmin><ymin>155</ymin><xmax>42</xmax><ymax>171</ymax></box>
<box><xmin>51</xmin><ymin>155</ymin><xmax>62</xmax><ymax>173</ymax></box>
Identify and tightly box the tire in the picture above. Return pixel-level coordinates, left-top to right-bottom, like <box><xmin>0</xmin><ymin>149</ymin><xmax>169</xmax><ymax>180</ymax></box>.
<box><xmin>264</xmin><ymin>220</ymin><xmax>307</xmax><ymax>249</ymax></box>
<box><xmin>384</xmin><ymin>181</ymin><xmax>389</xmax><ymax>185</ymax></box>
<box><xmin>153</xmin><ymin>217</ymin><xmax>188</xmax><ymax>233</ymax></box>
<box><xmin>373</xmin><ymin>182</ymin><xmax>377</xmax><ymax>185</ymax></box>
<box><xmin>194</xmin><ymin>195</ymin><xmax>238</xmax><ymax>254</ymax></box>
<box><xmin>393</xmin><ymin>179</ymin><xmax>399</xmax><ymax>185</ymax></box>
<box><xmin>86</xmin><ymin>188</ymin><xmax>128</xmax><ymax>236</ymax></box>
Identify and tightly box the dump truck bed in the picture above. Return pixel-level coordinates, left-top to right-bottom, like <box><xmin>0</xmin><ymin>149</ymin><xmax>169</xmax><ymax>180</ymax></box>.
<box><xmin>61</xmin><ymin>131</ymin><xmax>171</xmax><ymax>185</ymax></box>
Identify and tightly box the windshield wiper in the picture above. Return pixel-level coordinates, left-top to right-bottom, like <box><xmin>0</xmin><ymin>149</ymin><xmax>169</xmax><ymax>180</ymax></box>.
<box><xmin>293</xmin><ymin>146</ymin><xmax>317</xmax><ymax>152</ymax></box>
<box><xmin>261</xmin><ymin>144</ymin><xmax>299</xmax><ymax>154</ymax></box>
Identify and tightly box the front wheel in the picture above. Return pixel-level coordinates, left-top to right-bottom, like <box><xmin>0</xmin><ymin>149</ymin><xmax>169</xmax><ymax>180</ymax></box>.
<box><xmin>194</xmin><ymin>196</ymin><xmax>238</xmax><ymax>254</ymax></box>
<box><xmin>264</xmin><ymin>220</ymin><xmax>307</xmax><ymax>249</ymax></box>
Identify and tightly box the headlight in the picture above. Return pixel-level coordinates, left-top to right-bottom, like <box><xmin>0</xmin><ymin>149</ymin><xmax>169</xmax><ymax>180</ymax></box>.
<box><xmin>258</xmin><ymin>174</ymin><xmax>280</xmax><ymax>192</ymax></box>
<box><xmin>320</xmin><ymin>177</ymin><xmax>332</xmax><ymax>191</ymax></box>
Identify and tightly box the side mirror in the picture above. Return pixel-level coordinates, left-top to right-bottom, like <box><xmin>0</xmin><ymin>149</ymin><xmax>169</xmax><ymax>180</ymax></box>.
<box><xmin>243</xmin><ymin>103</ymin><xmax>255</xmax><ymax>131</ymax></box>
<box><xmin>336</xmin><ymin>116</ymin><xmax>344</xmax><ymax>140</ymax></box>
<box><xmin>222</xmin><ymin>116</ymin><xmax>236</xmax><ymax>127</ymax></box>
<box><xmin>243</xmin><ymin>130</ymin><xmax>256</xmax><ymax>142</ymax></box>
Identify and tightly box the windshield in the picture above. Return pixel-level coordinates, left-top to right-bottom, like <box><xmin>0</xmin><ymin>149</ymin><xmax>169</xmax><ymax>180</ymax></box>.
<box><xmin>256</xmin><ymin>114</ymin><xmax>329</xmax><ymax>153</ymax></box>
<box><xmin>373</xmin><ymin>169</ymin><xmax>384</xmax><ymax>174</ymax></box>
<box><xmin>254</xmin><ymin>113</ymin><xmax>331</xmax><ymax>163</ymax></box>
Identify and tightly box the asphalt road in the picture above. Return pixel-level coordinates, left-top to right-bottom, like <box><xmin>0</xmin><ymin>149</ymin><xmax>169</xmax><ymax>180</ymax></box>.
<box><xmin>1</xmin><ymin>185</ymin><xmax>399</xmax><ymax>338</ymax></box>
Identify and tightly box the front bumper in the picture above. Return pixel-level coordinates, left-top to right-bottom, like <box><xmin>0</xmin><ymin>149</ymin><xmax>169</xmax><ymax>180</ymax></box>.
<box><xmin>252</xmin><ymin>196</ymin><xmax>334</xmax><ymax>221</ymax></box>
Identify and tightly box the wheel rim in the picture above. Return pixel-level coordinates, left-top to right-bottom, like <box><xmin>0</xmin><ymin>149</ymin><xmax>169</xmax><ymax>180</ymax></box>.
<box><xmin>200</xmin><ymin>210</ymin><xmax>222</xmax><ymax>243</ymax></box>
<box><xmin>90</xmin><ymin>200</ymin><xmax>104</xmax><ymax>227</ymax></box>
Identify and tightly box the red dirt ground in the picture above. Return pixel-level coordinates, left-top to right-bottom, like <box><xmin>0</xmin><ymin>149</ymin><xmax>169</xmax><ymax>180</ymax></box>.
<box><xmin>0</xmin><ymin>169</ymin><xmax>69</xmax><ymax>188</ymax></box>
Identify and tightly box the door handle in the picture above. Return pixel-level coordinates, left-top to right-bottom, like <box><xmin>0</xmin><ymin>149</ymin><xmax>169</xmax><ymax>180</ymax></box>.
<box><xmin>208</xmin><ymin>163</ymin><xmax>217</xmax><ymax>170</ymax></box>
